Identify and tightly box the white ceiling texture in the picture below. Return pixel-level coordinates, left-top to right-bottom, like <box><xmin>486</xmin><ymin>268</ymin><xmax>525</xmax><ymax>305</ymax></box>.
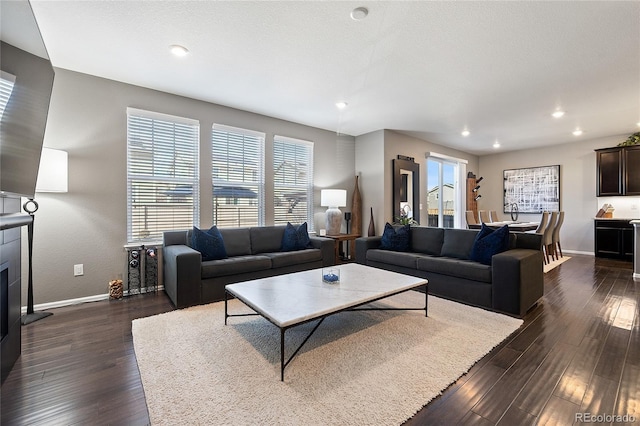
<box><xmin>29</xmin><ymin>0</ymin><xmax>640</xmax><ymax>155</ymax></box>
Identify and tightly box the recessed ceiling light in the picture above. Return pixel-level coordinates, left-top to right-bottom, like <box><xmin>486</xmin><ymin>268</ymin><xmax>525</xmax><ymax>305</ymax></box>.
<box><xmin>350</xmin><ymin>7</ymin><xmax>369</xmax><ymax>21</ymax></box>
<box><xmin>336</xmin><ymin>101</ymin><xmax>348</xmax><ymax>109</ymax></box>
<box><xmin>461</xmin><ymin>129</ymin><xmax>470</xmax><ymax>137</ymax></box>
<box><xmin>573</xmin><ymin>128</ymin><xmax>583</xmax><ymax>136</ymax></box>
<box><xmin>170</xmin><ymin>44</ymin><xmax>189</xmax><ymax>57</ymax></box>
<box><xmin>637</xmin><ymin>121</ymin><xmax>640</xmax><ymax>127</ymax></box>
<box><xmin>493</xmin><ymin>140</ymin><xmax>500</xmax><ymax>149</ymax></box>
<box><xmin>552</xmin><ymin>109</ymin><xmax>565</xmax><ymax>118</ymax></box>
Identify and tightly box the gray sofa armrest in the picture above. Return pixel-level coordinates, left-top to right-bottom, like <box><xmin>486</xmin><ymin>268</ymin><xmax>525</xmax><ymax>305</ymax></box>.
<box><xmin>515</xmin><ymin>232</ymin><xmax>543</xmax><ymax>250</ymax></box>
<box><xmin>491</xmin><ymin>248</ymin><xmax>544</xmax><ymax>317</ymax></box>
<box><xmin>355</xmin><ymin>236</ymin><xmax>382</xmax><ymax>265</ymax></box>
<box><xmin>309</xmin><ymin>236</ymin><xmax>335</xmax><ymax>266</ymax></box>
<box><xmin>163</xmin><ymin>244</ymin><xmax>202</xmax><ymax>309</ymax></box>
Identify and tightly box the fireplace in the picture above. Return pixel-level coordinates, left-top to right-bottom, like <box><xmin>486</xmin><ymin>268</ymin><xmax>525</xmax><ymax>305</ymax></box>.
<box><xmin>1</xmin><ymin>263</ymin><xmax>8</xmax><ymax>342</ymax></box>
<box><xmin>1</xmin><ymin>195</ymin><xmax>25</xmax><ymax>383</ymax></box>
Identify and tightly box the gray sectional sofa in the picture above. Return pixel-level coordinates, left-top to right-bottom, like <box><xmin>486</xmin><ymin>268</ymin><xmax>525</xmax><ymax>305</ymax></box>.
<box><xmin>163</xmin><ymin>225</ymin><xmax>335</xmax><ymax>308</ymax></box>
<box><xmin>355</xmin><ymin>226</ymin><xmax>544</xmax><ymax>317</ymax></box>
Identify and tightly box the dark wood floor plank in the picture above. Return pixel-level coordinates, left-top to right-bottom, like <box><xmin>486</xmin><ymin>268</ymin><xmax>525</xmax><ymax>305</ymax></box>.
<box><xmin>2</xmin><ymin>255</ymin><xmax>638</xmax><ymax>426</ymax></box>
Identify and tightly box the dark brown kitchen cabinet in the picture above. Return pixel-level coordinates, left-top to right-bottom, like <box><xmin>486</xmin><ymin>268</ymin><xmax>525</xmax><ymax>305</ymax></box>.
<box><xmin>596</xmin><ymin>146</ymin><xmax>640</xmax><ymax>196</ymax></box>
<box><xmin>624</xmin><ymin>145</ymin><xmax>640</xmax><ymax>195</ymax></box>
<box><xmin>594</xmin><ymin>219</ymin><xmax>633</xmax><ymax>260</ymax></box>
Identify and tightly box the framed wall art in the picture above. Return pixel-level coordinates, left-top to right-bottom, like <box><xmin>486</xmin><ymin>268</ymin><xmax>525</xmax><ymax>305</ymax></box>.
<box><xmin>503</xmin><ymin>165</ymin><xmax>560</xmax><ymax>213</ymax></box>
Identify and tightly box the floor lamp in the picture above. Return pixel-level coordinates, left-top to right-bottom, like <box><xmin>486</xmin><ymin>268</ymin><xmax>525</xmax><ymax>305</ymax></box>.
<box><xmin>21</xmin><ymin>147</ymin><xmax>68</xmax><ymax>325</ymax></box>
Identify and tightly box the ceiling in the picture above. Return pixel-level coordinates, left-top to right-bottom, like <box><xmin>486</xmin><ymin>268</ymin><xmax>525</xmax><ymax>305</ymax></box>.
<box><xmin>25</xmin><ymin>1</ymin><xmax>640</xmax><ymax>155</ymax></box>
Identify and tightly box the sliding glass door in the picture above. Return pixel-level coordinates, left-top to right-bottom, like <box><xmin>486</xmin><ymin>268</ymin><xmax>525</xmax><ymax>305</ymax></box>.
<box><xmin>427</xmin><ymin>158</ymin><xmax>457</xmax><ymax>228</ymax></box>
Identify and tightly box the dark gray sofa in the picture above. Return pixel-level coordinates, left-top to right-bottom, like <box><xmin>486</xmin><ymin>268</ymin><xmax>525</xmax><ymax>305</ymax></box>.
<box><xmin>163</xmin><ymin>225</ymin><xmax>335</xmax><ymax>308</ymax></box>
<box><xmin>355</xmin><ymin>226</ymin><xmax>543</xmax><ymax>317</ymax></box>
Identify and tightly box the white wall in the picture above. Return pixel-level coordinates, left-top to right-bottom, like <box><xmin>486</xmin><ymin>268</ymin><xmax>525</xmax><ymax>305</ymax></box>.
<box><xmin>24</xmin><ymin>68</ymin><xmax>355</xmax><ymax>305</ymax></box>
<box><xmin>478</xmin><ymin>134</ymin><xmax>640</xmax><ymax>254</ymax></box>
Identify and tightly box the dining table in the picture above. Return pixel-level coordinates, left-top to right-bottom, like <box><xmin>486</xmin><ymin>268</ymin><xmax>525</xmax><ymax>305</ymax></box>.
<box><xmin>468</xmin><ymin>221</ymin><xmax>539</xmax><ymax>232</ymax></box>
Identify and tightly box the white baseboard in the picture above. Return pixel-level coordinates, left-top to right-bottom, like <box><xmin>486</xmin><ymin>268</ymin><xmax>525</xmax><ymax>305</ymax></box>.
<box><xmin>633</xmin><ymin>273</ymin><xmax>640</xmax><ymax>280</ymax></box>
<box><xmin>21</xmin><ymin>286</ymin><xmax>164</xmax><ymax>314</ymax></box>
<box><xmin>562</xmin><ymin>249</ymin><xmax>594</xmax><ymax>256</ymax></box>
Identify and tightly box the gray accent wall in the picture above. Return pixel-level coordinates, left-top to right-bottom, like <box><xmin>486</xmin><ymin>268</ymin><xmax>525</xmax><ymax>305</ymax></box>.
<box><xmin>355</xmin><ymin>129</ymin><xmax>479</xmax><ymax>234</ymax></box>
<box><xmin>22</xmin><ymin>68</ymin><xmax>355</xmax><ymax>306</ymax></box>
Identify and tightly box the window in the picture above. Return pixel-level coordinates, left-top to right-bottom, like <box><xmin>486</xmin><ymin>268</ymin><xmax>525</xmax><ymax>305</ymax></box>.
<box><xmin>273</xmin><ymin>136</ymin><xmax>314</xmax><ymax>228</ymax></box>
<box><xmin>426</xmin><ymin>152</ymin><xmax>467</xmax><ymax>228</ymax></box>
<box><xmin>211</xmin><ymin>124</ymin><xmax>265</xmax><ymax>228</ymax></box>
<box><xmin>126</xmin><ymin>108</ymin><xmax>199</xmax><ymax>242</ymax></box>
<box><xmin>0</xmin><ymin>71</ymin><xmax>16</xmax><ymax>121</ymax></box>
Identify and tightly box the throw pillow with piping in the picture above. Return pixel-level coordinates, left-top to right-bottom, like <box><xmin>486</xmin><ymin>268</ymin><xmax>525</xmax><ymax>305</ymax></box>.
<box><xmin>380</xmin><ymin>222</ymin><xmax>411</xmax><ymax>251</ymax></box>
<box><xmin>469</xmin><ymin>224</ymin><xmax>509</xmax><ymax>265</ymax></box>
<box><xmin>281</xmin><ymin>222</ymin><xmax>311</xmax><ymax>251</ymax></box>
<box><xmin>191</xmin><ymin>226</ymin><xmax>227</xmax><ymax>261</ymax></box>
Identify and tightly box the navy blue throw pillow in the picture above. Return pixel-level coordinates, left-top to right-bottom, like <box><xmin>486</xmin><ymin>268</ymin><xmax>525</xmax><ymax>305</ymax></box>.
<box><xmin>380</xmin><ymin>222</ymin><xmax>411</xmax><ymax>251</ymax></box>
<box><xmin>469</xmin><ymin>224</ymin><xmax>509</xmax><ymax>265</ymax></box>
<box><xmin>281</xmin><ymin>222</ymin><xmax>311</xmax><ymax>252</ymax></box>
<box><xmin>191</xmin><ymin>226</ymin><xmax>227</xmax><ymax>261</ymax></box>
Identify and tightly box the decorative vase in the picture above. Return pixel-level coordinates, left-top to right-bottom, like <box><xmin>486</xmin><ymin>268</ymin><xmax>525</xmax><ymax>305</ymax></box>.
<box><xmin>368</xmin><ymin>207</ymin><xmax>376</xmax><ymax>236</ymax></box>
<box><xmin>351</xmin><ymin>175</ymin><xmax>362</xmax><ymax>236</ymax></box>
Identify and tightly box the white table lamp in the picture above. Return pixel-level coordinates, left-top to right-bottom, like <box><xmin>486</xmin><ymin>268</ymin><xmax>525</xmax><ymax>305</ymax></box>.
<box><xmin>321</xmin><ymin>189</ymin><xmax>347</xmax><ymax>235</ymax></box>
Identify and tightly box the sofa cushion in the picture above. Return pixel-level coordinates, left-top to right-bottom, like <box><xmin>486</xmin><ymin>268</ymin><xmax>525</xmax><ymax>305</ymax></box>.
<box><xmin>265</xmin><ymin>248</ymin><xmax>322</xmax><ymax>268</ymax></box>
<box><xmin>440</xmin><ymin>229</ymin><xmax>478</xmax><ymax>260</ymax></box>
<box><xmin>201</xmin><ymin>255</ymin><xmax>271</xmax><ymax>278</ymax></box>
<box><xmin>218</xmin><ymin>228</ymin><xmax>252</xmax><ymax>257</ymax></box>
<box><xmin>251</xmin><ymin>226</ymin><xmax>286</xmax><ymax>254</ymax></box>
<box><xmin>416</xmin><ymin>255</ymin><xmax>492</xmax><ymax>283</ymax></box>
<box><xmin>410</xmin><ymin>227</ymin><xmax>444</xmax><ymax>255</ymax></box>
<box><xmin>366</xmin><ymin>248</ymin><xmax>418</xmax><ymax>269</ymax></box>
<box><xmin>380</xmin><ymin>223</ymin><xmax>411</xmax><ymax>251</ymax></box>
<box><xmin>281</xmin><ymin>222</ymin><xmax>311</xmax><ymax>251</ymax></box>
<box><xmin>191</xmin><ymin>226</ymin><xmax>227</xmax><ymax>261</ymax></box>
<box><xmin>470</xmin><ymin>224</ymin><xmax>510</xmax><ymax>265</ymax></box>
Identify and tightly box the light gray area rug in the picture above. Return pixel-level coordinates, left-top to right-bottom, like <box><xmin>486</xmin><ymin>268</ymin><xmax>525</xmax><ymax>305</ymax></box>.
<box><xmin>133</xmin><ymin>291</ymin><xmax>523</xmax><ymax>426</ymax></box>
<box><xmin>544</xmin><ymin>256</ymin><xmax>571</xmax><ymax>273</ymax></box>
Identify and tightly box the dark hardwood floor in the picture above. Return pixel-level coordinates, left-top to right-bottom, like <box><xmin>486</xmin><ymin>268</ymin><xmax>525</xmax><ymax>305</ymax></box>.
<box><xmin>1</xmin><ymin>255</ymin><xmax>638</xmax><ymax>425</ymax></box>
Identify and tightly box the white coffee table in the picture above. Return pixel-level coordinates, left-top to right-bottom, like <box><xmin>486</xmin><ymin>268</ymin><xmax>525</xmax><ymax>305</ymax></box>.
<box><xmin>224</xmin><ymin>263</ymin><xmax>428</xmax><ymax>380</ymax></box>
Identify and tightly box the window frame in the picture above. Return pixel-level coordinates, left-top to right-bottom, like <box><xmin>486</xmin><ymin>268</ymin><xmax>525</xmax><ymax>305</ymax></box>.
<box><xmin>211</xmin><ymin>123</ymin><xmax>266</xmax><ymax>228</ymax></box>
<box><xmin>273</xmin><ymin>135</ymin><xmax>314</xmax><ymax>229</ymax></box>
<box><xmin>126</xmin><ymin>107</ymin><xmax>200</xmax><ymax>243</ymax></box>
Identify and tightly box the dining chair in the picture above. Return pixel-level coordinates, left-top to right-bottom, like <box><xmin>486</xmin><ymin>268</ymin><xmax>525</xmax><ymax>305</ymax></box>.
<box><xmin>526</xmin><ymin>211</ymin><xmax>549</xmax><ymax>235</ymax></box>
<box><xmin>489</xmin><ymin>210</ymin><xmax>500</xmax><ymax>222</ymax></box>
<box><xmin>552</xmin><ymin>211</ymin><xmax>565</xmax><ymax>258</ymax></box>
<box><xmin>465</xmin><ymin>210</ymin><xmax>478</xmax><ymax>228</ymax></box>
<box><xmin>542</xmin><ymin>211</ymin><xmax>558</xmax><ymax>264</ymax></box>
<box><xmin>479</xmin><ymin>210</ymin><xmax>491</xmax><ymax>224</ymax></box>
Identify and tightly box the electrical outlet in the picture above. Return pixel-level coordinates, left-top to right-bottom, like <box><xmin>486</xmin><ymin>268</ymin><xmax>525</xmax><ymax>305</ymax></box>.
<box><xmin>74</xmin><ymin>264</ymin><xmax>84</xmax><ymax>276</ymax></box>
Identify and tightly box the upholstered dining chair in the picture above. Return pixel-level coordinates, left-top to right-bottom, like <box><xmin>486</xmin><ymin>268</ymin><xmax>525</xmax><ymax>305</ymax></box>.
<box><xmin>479</xmin><ymin>210</ymin><xmax>491</xmax><ymax>224</ymax></box>
<box><xmin>489</xmin><ymin>210</ymin><xmax>500</xmax><ymax>222</ymax></box>
<box><xmin>466</xmin><ymin>210</ymin><xmax>478</xmax><ymax>228</ymax></box>
<box><xmin>552</xmin><ymin>211</ymin><xmax>565</xmax><ymax>259</ymax></box>
<box><xmin>542</xmin><ymin>211</ymin><xmax>558</xmax><ymax>264</ymax></box>
<box><xmin>526</xmin><ymin>211</ymin><xmax>549</xmax><ymax>235</ymax></box>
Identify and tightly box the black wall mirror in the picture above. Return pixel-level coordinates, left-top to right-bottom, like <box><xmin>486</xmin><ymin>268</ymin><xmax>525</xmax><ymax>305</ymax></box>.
<box><xmin>392</xmin><ymin>159</ymin><xmax>420</xmax><ymax>224</ymax></box>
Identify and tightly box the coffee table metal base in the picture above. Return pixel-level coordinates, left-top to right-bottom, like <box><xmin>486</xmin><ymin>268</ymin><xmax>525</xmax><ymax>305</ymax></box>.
<box><xmin>225</xmin><ymin>285</ymin><xmax>427</xmax><ymax>381</ymax></box>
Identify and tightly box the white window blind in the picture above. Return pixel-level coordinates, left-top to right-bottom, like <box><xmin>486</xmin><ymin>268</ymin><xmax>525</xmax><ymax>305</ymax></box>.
<box><xmin>0</xmin><ymin>72</ymin><xmax>16</xmax><ymax>121</ymax></box>
<box><xmin>212</xmin><ymin>124</ymin><xmax>265</xmax><ymax>228</ymax></box>
<box><xmin>273</xmin><ymin>135</ymin><xmax>314</xmax><ymax>229</ymax></box>
<box><xmin>126</xmin><ymin>108</ymin><xmax>199</xmax><ymax>242</ymax></box>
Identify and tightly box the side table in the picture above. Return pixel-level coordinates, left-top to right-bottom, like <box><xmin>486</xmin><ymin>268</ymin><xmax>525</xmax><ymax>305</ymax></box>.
<box><xmin>325</xmin><ymin>233</ymin><xmax>360</xmax><ymax>264</ymax></box>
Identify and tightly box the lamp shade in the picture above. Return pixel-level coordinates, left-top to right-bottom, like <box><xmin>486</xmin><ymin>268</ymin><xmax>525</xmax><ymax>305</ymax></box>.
<box><xmin>320</xmin><ymin>189</ymin><xmax>347</xmax><ymax>208</ymax></box>
<box><xmin>35</xmin><ymin>147</ymin><xmax>68</xmax><ymax>193</ymax></box>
